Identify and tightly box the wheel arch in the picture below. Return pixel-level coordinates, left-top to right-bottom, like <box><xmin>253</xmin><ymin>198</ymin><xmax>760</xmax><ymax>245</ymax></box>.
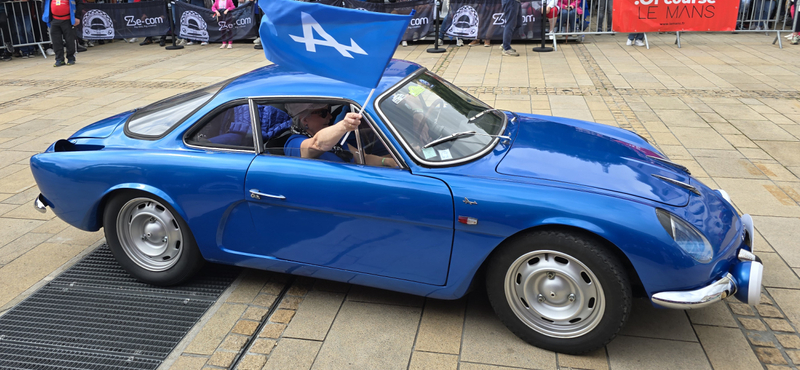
<box><xmin>95</xmin><ymin>184</ymin><xmax>188</xmax><ymax>231</ymax></box>
<box><xmin>474</xmin><ymin>223</ymin><xmax>646</xmax><ymax>298</ymax></box>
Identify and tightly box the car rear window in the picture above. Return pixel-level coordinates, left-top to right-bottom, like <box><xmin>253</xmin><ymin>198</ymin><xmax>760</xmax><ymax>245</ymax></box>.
<box><xmin>126</xmin><ymin>80</ymin><xmax>229</xmax><ymax>138</ymax></box>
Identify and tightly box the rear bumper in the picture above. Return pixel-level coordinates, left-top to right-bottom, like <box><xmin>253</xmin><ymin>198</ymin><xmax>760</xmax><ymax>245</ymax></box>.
<box><xmin>651</xmin><ymin>214</ymin><xmax>763</xmax><ymax>309</ymax></box>
<box><xmin>34</xmin><ymin>193</ymin><xmax>48</xmax><ymax>213</ymax></box>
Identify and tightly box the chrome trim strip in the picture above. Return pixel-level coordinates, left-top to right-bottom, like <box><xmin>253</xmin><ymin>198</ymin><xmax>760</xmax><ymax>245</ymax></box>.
<box><xmin>652</xmin><ymin>174</ymin><xmax>701</xmax><ymax>195</ymax></box>
<box><xmin>249</xmin><ymin>98</ymin><xmax>263</xmax><ymax>154</ymax></box>
<box><xmin>373</xmin><ymin>69</ymin><xmax>508</xmax><ymax>168</ymax></box>
<box><xmin>647</xmin><ymin>155</ymin><xmax>691</xmax><ymax>175</ymax></box>
<box><xmin>34</xmin><ymin>194</ymin><xmax>47</xmax><ymax>213</ymax></box>
<box><xmin>651</xmin><ymin>273</ymin><xmax>737</xmax><ymax>310</ymax></box>
<box><xmin>738</xmin><ymin>249</ymin><xmax>757</xmax><ymax>262</ymax></box>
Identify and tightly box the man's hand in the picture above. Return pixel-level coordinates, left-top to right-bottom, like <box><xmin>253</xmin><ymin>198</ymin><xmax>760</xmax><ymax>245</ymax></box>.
<box><xmin>74</xmin><ymin>18</ymin><xmax>80</xmax><ymax>26</ymax></box>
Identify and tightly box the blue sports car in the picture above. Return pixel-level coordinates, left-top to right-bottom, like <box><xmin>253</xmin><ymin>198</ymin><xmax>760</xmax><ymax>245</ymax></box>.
<box><xmin>30</xmin><ymin>60</ymin><xmax>763</xmax><ymax>354</ymax></box>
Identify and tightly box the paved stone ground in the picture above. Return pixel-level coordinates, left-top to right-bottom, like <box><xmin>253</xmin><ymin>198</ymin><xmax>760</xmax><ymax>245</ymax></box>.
<box><xmin>0</xmin><ymin>32</ymin><xmax>799</xmax><ymax>370</ymax></box>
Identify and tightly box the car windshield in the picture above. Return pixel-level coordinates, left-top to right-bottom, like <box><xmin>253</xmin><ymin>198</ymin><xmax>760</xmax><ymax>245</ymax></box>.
<box><xmin>378</xmin><ymin>71</ymin><xmax>505</xmax><ymax>164</ymax></box>
<box><xmin>127</xmin><ymin>80</ymin><xmax>229</xmax><ymax>138</ymax></box>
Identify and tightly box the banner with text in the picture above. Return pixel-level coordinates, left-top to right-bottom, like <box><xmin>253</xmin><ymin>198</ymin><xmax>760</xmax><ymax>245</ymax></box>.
<box><xmin>174</xmin><ymin>1</ymin><xmax>257</xmax><ymax>42</ymax></box>
<box><xmin>78</xmin><ymin>1</ymin><xmax>169</xmax><ymax>40</ymax></box>
<box><xmin>442</xmin><ymin>0</ymin><xmax>543</xmax><ymax>41</ymax></box>
<box><xmin>338</xmin><ymin>0</ymin><xmax>433</xmax><ymax>41</ymax></box>
<box><xmin>613</xmin><ymin>0</ymin><xmax>739</xmax><ymax>32</ymax></box>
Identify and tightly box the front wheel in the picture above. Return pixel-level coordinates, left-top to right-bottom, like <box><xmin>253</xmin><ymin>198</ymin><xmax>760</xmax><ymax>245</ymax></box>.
<box><xmin>486</xmin><ymin>231</ymin><xmax>631</xmax><ymax>354</ymax></box>
<box><xmin>103</xmin><ymin>191</ymin><xmax>204</xmax><ymax>286</ymax></box>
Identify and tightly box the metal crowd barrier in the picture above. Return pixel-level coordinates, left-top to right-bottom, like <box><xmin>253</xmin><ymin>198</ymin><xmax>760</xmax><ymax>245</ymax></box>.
<box><xmin>1</xmin><ymin>0</ymin><xmax>50</xmax><ymax>58</ymax></box>
<box><xmin>545</xmin><ymin>0</ymin><xmax>797</xmax><ymax>49</ymax></box>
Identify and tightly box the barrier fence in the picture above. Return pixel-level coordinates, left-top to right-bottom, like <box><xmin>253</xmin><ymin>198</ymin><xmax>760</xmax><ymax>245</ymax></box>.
<box><xmin>2</xmin><ymin>0</ymin><xmax>797</xmax><ymax>59</ymax></box>
<box><xmin>1</xmin><ymin>0</ymin><xmax>50</xmax><ymax>58</ymax></box>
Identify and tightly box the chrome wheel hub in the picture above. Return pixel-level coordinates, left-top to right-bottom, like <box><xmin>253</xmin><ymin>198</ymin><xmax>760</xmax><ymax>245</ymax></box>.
<box><xmin>504</xmin><ymin>250</ymin><xmax>605</xmax><ymax>338</ymax></box>
<box><xmin>117</xmin><ymin>198</ymin><xmax>183</xmax><ymax>271</ymax></box>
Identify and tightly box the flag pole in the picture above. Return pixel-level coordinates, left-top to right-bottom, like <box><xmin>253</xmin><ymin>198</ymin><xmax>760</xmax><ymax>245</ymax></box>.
<box><xmin>340</xmin><ymin>88</ymin><xmax>375</xmax><ymax>145</ymax></box>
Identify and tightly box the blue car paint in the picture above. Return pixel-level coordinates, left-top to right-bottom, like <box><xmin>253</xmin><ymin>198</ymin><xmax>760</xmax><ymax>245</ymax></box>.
<box><xmin>69</xmin><ymin>110</ymin><xmax>134</xmax><ymax>139</ymax></box>
<box><xmin>496</xmin><ymin>116</ymin><xmax>690</xmax><ymax>207</ymax></box>
<box><xmin>240</xmin><ymin>155</ymin><xmax>455</xmax><ymax>285</ymax></box>
<box><xmin>30</xmin><ymin>59</ymin><xmax>749</xmax><ymax>303</ymax></box>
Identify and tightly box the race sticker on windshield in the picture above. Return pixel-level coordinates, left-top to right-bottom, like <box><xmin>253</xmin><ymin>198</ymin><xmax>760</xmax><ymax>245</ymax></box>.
<box><xmin>438</xmin><ymin>149</ymin><xmax>453</xmax><ymax>160</ymax></box>
<box><xmin>391</xmin><ymin>93</ymin><xmax>405</xmax><ymax>104</ymax></box>
<box><xmin>408</xmin><ymin>85</ymin><xmax>425</xmax><ymax>97</ymax></box>
<box><xmin>422</xmin><ymin>147</ymin><xmax>437</xmax><ymax>159</ymax></box>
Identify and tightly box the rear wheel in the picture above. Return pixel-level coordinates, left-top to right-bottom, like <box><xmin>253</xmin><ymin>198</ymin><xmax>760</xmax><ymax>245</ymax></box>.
<box><xmin>486</xmin><ymin>230</ymin><xmax>631</xmax><ymax>354</ymax></box>
<box><xmin>103</xmin><ymin>191</ymin><xmax>203</xmax><ymax>285</ymax></box>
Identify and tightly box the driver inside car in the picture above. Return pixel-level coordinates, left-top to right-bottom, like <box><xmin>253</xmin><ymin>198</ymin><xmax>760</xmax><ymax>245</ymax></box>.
<box><xmin>284</xmin><ymin>103</ymin><xmax>398</xmax><ymax>168</ymax></box>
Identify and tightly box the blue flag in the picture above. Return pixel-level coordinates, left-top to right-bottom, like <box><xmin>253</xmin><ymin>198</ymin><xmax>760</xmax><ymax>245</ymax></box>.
<box><xmin>257</xmin><ymin>0</ymin><xmax>413</xmax><ymax>89</ymax></box>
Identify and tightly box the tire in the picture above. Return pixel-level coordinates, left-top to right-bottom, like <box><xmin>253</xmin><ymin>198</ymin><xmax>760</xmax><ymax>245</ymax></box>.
<box><xmin>485</xmin><ymin>230</ymin><xmax>631</xmax><ymax>354</ymax></box>
<box><xmin>103</xmin><ymin>190</ymin><xmax>204</xmax><ymax>286</ymax></box>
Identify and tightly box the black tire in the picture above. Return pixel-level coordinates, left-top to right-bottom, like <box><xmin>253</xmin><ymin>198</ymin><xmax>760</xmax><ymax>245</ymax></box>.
<box><xmin>485</xmin><ymin>230</ymin><xmax>631</xmax><ymax>354</ymax></box>
<box><xmin>103</xmin><ymin>190</ymin><xmax>204</xmax><ymax>286</ymax></box>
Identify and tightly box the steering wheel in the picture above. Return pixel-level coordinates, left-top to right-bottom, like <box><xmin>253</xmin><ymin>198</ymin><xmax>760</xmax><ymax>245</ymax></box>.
<box><xmin>423</xmin><ymin>99</ymin><xmax>444</xmax><ymax>127</ymax></box>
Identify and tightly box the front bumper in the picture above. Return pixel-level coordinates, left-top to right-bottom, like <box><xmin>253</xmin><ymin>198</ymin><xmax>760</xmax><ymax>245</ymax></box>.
<box><xmin>651</xmin><ymin>214</ymin><xmax>763</xmax><ymax>309</ymax></box>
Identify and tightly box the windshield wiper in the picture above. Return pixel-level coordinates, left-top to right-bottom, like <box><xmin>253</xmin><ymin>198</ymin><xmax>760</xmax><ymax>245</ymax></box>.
<box><xmin>424</xmin><ymin>130</ymin><xmax>512</xmax><ymax>149</ymax></box>
<box><xmin>424</xmin><ymin>131</ymin><xmax>476</xmax><ymax>148</ymax></box>
<box><xmin>468</xmin><ymin>108</ymin><xmax>502</xmax><ymax>122</ymax></box>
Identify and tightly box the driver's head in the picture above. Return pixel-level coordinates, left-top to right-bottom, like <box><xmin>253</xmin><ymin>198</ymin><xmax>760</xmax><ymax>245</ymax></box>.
<box><xmin>286</xmin><ymin>103</ymin><xmax>331</xmax><ymax>134</ymax></box>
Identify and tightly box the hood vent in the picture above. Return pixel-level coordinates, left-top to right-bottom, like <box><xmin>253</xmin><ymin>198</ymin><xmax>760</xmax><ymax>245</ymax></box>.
<box><xmin>652</xmin><ymin>174</ymin><xmax>700</xmax><ymax>195</ymax></box>
<box><xmin>647</xmin><ymin>155</ymin><xmax>691</xmax><ymax>175</ymax></box>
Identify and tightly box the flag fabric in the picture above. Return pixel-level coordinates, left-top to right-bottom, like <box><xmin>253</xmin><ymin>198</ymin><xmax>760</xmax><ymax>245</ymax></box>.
<box><xmin>257</xmin><ymin>0</ymin><xmax>413</xmax><ymax>89</ymax></box>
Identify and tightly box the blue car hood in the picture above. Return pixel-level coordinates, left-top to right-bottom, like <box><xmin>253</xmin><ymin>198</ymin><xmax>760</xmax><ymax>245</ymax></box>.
<box><xmin>69</xmin><ymin>110</ymin><xmax>133</xmax><ymax>139</ymax></box>
<box><xmin>497</xmin><ymin>115</ymin><xmax>691</xmax><ymax>206</ymax></box>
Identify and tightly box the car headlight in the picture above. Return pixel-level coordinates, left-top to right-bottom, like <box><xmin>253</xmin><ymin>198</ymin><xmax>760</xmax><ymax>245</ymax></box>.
<box><xmin>656</xmin><ymin>209</ymin><xmax>713</xmax><ymax>263</ymax></box>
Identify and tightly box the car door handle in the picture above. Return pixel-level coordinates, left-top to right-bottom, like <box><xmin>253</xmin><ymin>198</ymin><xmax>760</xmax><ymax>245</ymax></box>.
<box><xmin>249</xmin><ymin>189</ymin><xmax>286</xmax><ymax>200</ymax></box>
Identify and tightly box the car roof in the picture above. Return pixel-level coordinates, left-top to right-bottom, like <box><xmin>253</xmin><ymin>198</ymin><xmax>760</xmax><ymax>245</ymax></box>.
<box><xmin>216</xmin><ymin>59</ymin><xmax>424</xmax><ymax>104</ymax></box>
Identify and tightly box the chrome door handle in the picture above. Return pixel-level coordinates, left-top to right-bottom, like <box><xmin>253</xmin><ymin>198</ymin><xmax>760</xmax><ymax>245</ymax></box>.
<box><xmin>249</xmin><ymin>189</ymin><xmax>286</xmax><ymax>200</ymax></box>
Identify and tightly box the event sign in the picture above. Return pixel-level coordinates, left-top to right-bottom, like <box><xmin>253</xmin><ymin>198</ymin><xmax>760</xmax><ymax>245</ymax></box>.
<box><xmin>174</xmin><ymin>2</ymin><xmax>257</xmax><ymax>43</ymax></box>
<box><xmin>78</xmin><ymin>1</ymin><xmax>169</xmax><ymax>40</ymax></box>
<box><xmin>613</xmin><ymin>0</ymin><xmax>739</xmax><ymax>32</ymax></box>
<box><xmin>442</xmin><ymin>0</ymin><xmax>543</xmax><ymax>41</ymax></box>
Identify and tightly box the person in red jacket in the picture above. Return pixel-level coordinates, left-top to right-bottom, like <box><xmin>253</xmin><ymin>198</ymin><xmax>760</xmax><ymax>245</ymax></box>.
<box><xmin>42</xmin><ymin>0</ymin><xmax>79</xmax><ymax>66</ymax></box>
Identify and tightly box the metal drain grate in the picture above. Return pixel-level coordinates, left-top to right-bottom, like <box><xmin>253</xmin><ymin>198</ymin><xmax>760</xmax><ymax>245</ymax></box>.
<box><xmin>0</xmin><ymin>245</ymin><xmax>240</xmax><ymax>370</ymax></box>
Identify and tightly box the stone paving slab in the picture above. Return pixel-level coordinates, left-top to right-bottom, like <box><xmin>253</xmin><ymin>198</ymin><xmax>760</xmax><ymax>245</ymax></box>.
<box><xmin>0</xmin><ymin>32</ymin><xmax>798</xmax><ymax>370</ymax></box>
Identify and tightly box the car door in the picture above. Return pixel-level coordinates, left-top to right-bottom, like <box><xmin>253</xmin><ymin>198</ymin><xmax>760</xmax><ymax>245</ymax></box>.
<box><xmin>241</xmin><ymin>110</ymin><xmax>454</xmax><ymax>286</ymax></box>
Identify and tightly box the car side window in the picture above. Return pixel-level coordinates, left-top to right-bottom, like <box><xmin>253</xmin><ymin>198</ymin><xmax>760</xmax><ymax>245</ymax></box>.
<box><xmin>279</xmin><ymin>101</ymin><xmax>400</xmax><ymax>168</ymax></box>
<box><xmin>186</xmin><ymin>103</ymin><xmax>255</xmax><ymax>150</ymax></box>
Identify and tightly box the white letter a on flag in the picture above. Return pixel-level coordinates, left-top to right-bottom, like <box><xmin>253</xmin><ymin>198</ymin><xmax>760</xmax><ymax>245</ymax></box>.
<box><xmin>289</xmin><ymin>12</ymin><xmax>368</xmax><ymax>58</ymax></box>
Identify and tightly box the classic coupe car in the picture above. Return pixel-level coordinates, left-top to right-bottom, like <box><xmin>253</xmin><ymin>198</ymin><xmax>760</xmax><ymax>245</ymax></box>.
<box><xmin>31</xmin><ymin>60</ymin><xmax>763</xmax><ymax>354</ymax></box>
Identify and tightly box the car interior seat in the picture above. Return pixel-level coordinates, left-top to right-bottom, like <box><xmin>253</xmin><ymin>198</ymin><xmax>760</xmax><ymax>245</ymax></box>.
<box><xmin>258</xmin><ymin>104</ymin><xmax>293</xmax><ymax>155</ymax></box>
<box><xmin>207</xmin><ymin>104</ymin><xmax>252</xmax><ymax>147</ymax></box>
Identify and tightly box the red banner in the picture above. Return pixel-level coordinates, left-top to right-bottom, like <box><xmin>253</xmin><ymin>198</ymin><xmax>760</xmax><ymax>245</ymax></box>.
<box><xmin>613</xmin><ymin>0</ymin><xmax>739</xmax><ymax>32</ymax></box>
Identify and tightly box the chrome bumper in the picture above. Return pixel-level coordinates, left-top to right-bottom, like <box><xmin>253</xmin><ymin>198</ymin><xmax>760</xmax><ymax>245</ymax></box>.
<box><xmin>653</xmin><ymin>214</ymin><xmax>762</xmax><ymax>310</ymax></box>
<box><xmin>651</xmin><ymin>273</ymin><xmax>737</xmax><ymax>310</ymax></box>
<box><xmin>34</xmin><ymin>193</ymin><xmax>47</xmax><ymax>213</ymax></box>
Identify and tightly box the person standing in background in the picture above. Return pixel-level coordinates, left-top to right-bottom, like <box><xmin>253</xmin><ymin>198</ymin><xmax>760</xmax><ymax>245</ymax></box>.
<box><xmin>42</xmin><ymin>0</ymin><xmax>79</xmax><ymax>65</ymax></box>
<box><xmin>212</xmin><ymin>0</ymin><xmax>234</xmax><ymax>48</ymax></box>
<box><xmin>501</xmin><ymin>0</ymin><xmax>521</xmax><ymax>56</ymax></box>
